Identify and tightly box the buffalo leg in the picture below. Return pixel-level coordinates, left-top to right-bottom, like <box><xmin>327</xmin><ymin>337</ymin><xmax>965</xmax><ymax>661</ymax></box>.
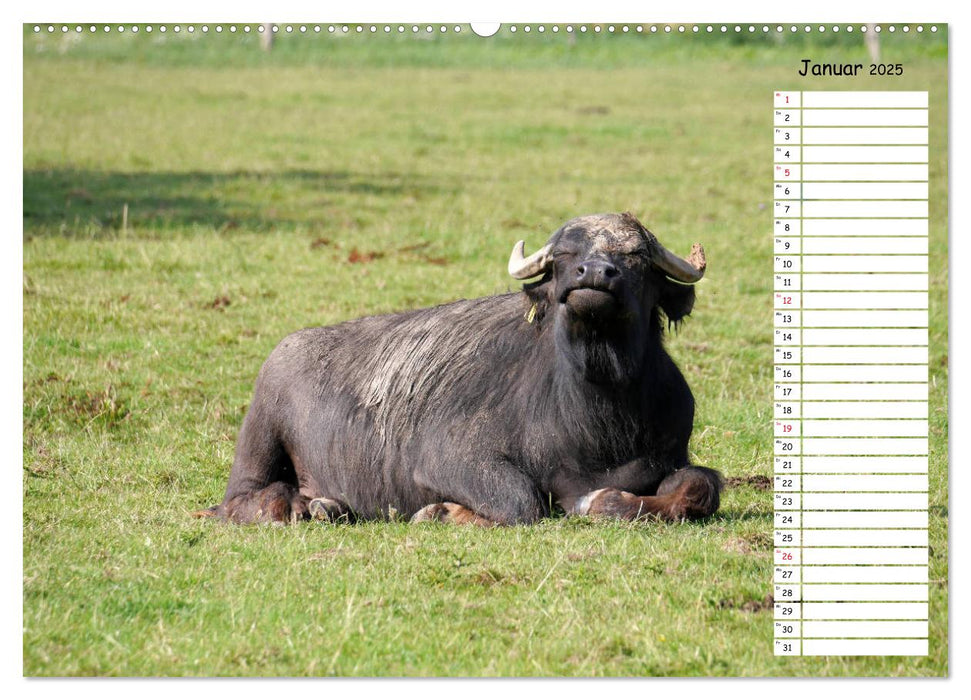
<box><xmin>194</xmin><ymin>400</ymin><xmax>312</xmax><ymax>524</ymax></box>
<box><xmin>412</xmin><ymin>458</ymin><xmax>546</xmax><ymax>526</ymax></box>
<box><xmin>569</xmin><ymin>467</ymin><xmax>721</xmax><ymax>521</ymax></box>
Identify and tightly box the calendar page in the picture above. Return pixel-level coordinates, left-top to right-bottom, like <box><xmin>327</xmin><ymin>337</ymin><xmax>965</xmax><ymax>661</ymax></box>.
<box><xmin>20</xmin><ymin>18</ymin><xmax>949</xmax><ymax>679</ymax></box>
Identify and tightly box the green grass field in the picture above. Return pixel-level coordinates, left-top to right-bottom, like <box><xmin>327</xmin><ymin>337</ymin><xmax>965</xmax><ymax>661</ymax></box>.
<box><xmin>22</xmin><ymin>25</ymin><xmax>948</xmax><ymax>676</ymax></box>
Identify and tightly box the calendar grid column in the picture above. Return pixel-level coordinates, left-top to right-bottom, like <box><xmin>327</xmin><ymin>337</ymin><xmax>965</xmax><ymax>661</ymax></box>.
<box><xmin>772</xmin><ymin>90</ymin><xmax>929</xmax><ymax>657</ymax></box>
<box><xmin>773</xmin><ymin>90</ymin><xmax>802</xmax><ymax>656</ymax></box>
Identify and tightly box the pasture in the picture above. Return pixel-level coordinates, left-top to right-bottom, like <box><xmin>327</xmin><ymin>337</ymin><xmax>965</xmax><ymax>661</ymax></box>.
<box><xmin>22</xmin><ymin>26</ymin><xmax>948</xmax><ymax>676</ymax></box>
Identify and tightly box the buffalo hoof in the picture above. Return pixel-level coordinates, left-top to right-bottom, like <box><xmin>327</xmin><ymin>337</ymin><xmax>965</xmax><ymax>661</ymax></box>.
<box><xmin>203</xmin><ymin>482</ymin><xmax>311</xmax><ymax>525</ymax></box>
<box><xmin>410</xmin><ymin>503</ymin><xmax>452</xmax><ymax>522</ymax></box>
<box><xmin>410</xmin><ymin>502</ymin><xmax>497</xmax><ymax>526</ymax></box>
<box><xmin>309</xmin><ymin>497</ymin><xmax>349</xmax><ymax>523</ymax></box>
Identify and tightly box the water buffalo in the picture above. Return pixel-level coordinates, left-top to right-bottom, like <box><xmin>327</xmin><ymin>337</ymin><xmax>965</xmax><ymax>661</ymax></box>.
<box><xmin>197</xmin><ymin>212</ymin><xmax>721</xmax><ymax>526</ymax></box>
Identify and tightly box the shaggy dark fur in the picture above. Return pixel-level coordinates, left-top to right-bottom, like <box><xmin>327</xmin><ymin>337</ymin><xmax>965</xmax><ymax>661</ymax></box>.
<box><xmin>198</xmin><ymin>213</ymin><xmax>721</xmax><ymax>525</ymax></box>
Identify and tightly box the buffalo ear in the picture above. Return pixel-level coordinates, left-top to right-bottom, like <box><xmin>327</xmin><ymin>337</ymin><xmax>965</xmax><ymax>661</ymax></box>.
<box><xmin>522</xmin><ymin>274</ymin><xmax>554</xmax><ymax>326</ymax></box>
<box><xmin>657</xmin><ymin>278</ymin><xmax>696</xmax><ymax>326</ymax></box>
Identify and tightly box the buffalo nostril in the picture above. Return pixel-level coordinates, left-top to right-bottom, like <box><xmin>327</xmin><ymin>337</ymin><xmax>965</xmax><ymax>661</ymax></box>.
<box><xmin>576</xmin><ymin>260</ymin><xmax>619</xmax><ymax>283</ymax></box>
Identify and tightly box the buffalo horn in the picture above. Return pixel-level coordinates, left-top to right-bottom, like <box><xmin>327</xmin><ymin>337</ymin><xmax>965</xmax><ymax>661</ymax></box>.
<box><xmin>652</xmin><ymin>242</ymin><xmax>707</xmax><ymax>283</ymax></box>
<box><xmin>508</xmin><ymin>240</ymin><xmax>553</xmax><ymax>280</ymax></box>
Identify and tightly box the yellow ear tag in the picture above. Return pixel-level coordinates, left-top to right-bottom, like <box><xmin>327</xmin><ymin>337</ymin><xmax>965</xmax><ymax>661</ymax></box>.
<box><xmin>525</xmin><ymin>304</ymin><xmax>537</xmax><ymax>324</ymax></box>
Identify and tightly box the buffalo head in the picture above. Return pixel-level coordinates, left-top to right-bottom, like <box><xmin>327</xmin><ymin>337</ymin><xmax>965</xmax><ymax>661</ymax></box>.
<box><xmin>508</xmin><ymin>212</ymin><xmax>707</xmax><ymax>383</ymax></box>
